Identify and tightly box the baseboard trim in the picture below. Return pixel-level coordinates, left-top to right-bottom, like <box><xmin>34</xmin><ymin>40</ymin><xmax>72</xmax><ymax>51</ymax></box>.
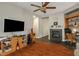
<box><xmin>36</xmin><ymin>35</ymin><xmax>48</xmax><ymax>39</ymax></box>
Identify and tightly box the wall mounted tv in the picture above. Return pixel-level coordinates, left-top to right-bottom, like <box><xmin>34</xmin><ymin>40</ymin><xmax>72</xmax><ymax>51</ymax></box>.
<box><xmin>4</xmin><ymin>19</ymin><xmax>24</xmax><ymax>32</ymax></box>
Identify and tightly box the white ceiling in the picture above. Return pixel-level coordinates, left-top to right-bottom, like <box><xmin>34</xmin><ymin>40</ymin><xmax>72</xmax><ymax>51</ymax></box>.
<box><xmin>12</xmin><ymin>2</ymin><xmax>78</xmax><ymax>17</ymax></box>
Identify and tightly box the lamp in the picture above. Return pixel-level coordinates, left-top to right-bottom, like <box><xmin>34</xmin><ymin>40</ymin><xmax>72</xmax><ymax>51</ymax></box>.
<box><xmin>72</xmin><ymin>28</ymin><xmax>77</xmax><ymax>33</ymax></box>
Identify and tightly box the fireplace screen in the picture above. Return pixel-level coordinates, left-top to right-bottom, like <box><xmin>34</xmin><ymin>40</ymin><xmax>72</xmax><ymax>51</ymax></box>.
<box><xmin>50</xmin><ymin>29</ymin><xmax>62</xmax><ymax>42</ymax></box>
<box><xmin>52</xmin><ymin>31</ymin><xmax>60</xmax><ymax>38</ymax></box>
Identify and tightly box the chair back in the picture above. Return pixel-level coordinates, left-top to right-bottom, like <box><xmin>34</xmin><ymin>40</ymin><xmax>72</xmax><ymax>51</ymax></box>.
<box><xmin>17</xmin><ymin>36</ymin><xmax>24</xmax><ymax>49</ymax></box>
<box><xmin>10</xmin><ymin>37</ymin><xmax>18</xmax><ymax>51</ymax></box>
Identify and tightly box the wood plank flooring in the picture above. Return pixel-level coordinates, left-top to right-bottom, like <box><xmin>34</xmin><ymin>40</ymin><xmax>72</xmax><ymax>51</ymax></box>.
<box><xmin>7</xmin><ymin>40</ymin><xmax>74</xmax><ymax>56</ymax></box>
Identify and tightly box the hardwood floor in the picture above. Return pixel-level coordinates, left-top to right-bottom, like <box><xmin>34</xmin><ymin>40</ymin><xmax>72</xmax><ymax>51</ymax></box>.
<box><xmin>7</xmin><ymin>40</ymin><xmax>74</xmax><ymax>56</ymax></box>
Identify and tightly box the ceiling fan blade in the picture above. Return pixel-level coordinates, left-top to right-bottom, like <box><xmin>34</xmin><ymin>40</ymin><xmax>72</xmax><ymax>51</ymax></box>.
<box><xmin>33</xmin><ymin>9</ymin><xmax>40</xmax><ymax>12</ymax></box>
<box><xmin>42</xmin><ymin>2</ymin><xmax>49</xmax><ymax>7</ymax></box>
<box><xmin>42</xmin><ymin>10</ymin><xmax>46</xmax><ymax>13</ymax></box>
<box><xmin>31</xmin><ymin>4</ymin><xmax>41</xmax><ymax>8</ymax></box>
<box><xmin>44</xmin><ymin>11</ymin><xmax>46</xmax><ymax>13</ymax></box>
<box><xmin>46</xmin><ymin>7</ymin><xmax>56</xmax><ymax>9</ymax></box>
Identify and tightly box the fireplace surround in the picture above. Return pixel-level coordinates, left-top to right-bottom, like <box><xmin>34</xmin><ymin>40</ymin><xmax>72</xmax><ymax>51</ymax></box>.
<box><xmin>50</xmin><ymin>29</ymin><xmax>62</xmax><ymax>42</ymax></box>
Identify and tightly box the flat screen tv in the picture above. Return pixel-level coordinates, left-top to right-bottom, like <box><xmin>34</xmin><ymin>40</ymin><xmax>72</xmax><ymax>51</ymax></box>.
<box><xmin>4</xmin><ymin>19</ymin><xmax>24</xmax><ymax>32</ymax></box>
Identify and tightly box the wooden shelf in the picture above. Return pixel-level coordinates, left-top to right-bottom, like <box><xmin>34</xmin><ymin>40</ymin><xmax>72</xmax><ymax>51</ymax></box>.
<box><xmin>0</xmin><ymin>35</ymin><xmax>27</xmax><ymax>56</ymax></box>
<box><xmin>64</xmin><ymin>8</ymin><xmax>79</xmax><ymax>42</ymax></box>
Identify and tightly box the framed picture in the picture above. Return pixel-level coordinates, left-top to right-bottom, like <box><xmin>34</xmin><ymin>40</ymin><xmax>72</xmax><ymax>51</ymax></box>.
<box><xmin>53</xmin><ymin>22</ymin><xmax>58</xmax><ymax>25</ymax></box>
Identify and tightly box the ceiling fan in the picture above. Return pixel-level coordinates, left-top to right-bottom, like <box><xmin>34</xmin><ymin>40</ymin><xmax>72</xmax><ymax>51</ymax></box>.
<box><xmin>31</xmin><ymin>2</ymin><xmax>56</xmax><ymax>13</ymax></box>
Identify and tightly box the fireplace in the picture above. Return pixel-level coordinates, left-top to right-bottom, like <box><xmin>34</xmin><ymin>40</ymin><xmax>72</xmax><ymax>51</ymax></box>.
<box><xmin>50</xmin><ymin>29</ymin><xmax>62</xmax><ymax>42</ymax></box>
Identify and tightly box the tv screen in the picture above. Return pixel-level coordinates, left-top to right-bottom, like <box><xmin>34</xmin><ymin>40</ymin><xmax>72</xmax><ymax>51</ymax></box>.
<box><xmin>4</xmin><ymin>19</ymin><xmax>24</xmax><ymax>32</ymax></box>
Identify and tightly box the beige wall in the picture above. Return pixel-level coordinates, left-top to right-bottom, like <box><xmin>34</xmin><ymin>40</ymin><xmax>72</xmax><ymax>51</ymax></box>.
<box><xmin>38</xmin><ymin>18</ymin><xmax>49</xmax><ymax>38</ymax></box>
<box><xmin>33</xmin><ymin>16</ymin><xmax>39</xmax><ymax>38</ymax></box>
<box><xmin>0</xmin><ymin>3</ymin><xmax>33</xmax><ymax>37</ymax></box>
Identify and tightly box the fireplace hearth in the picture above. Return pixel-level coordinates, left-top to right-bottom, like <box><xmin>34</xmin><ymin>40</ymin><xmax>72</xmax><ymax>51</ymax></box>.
<box><xmin>50</xmin><ymin>29</ymin><xmax>62</xmax><ymax>43</ymax></box>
